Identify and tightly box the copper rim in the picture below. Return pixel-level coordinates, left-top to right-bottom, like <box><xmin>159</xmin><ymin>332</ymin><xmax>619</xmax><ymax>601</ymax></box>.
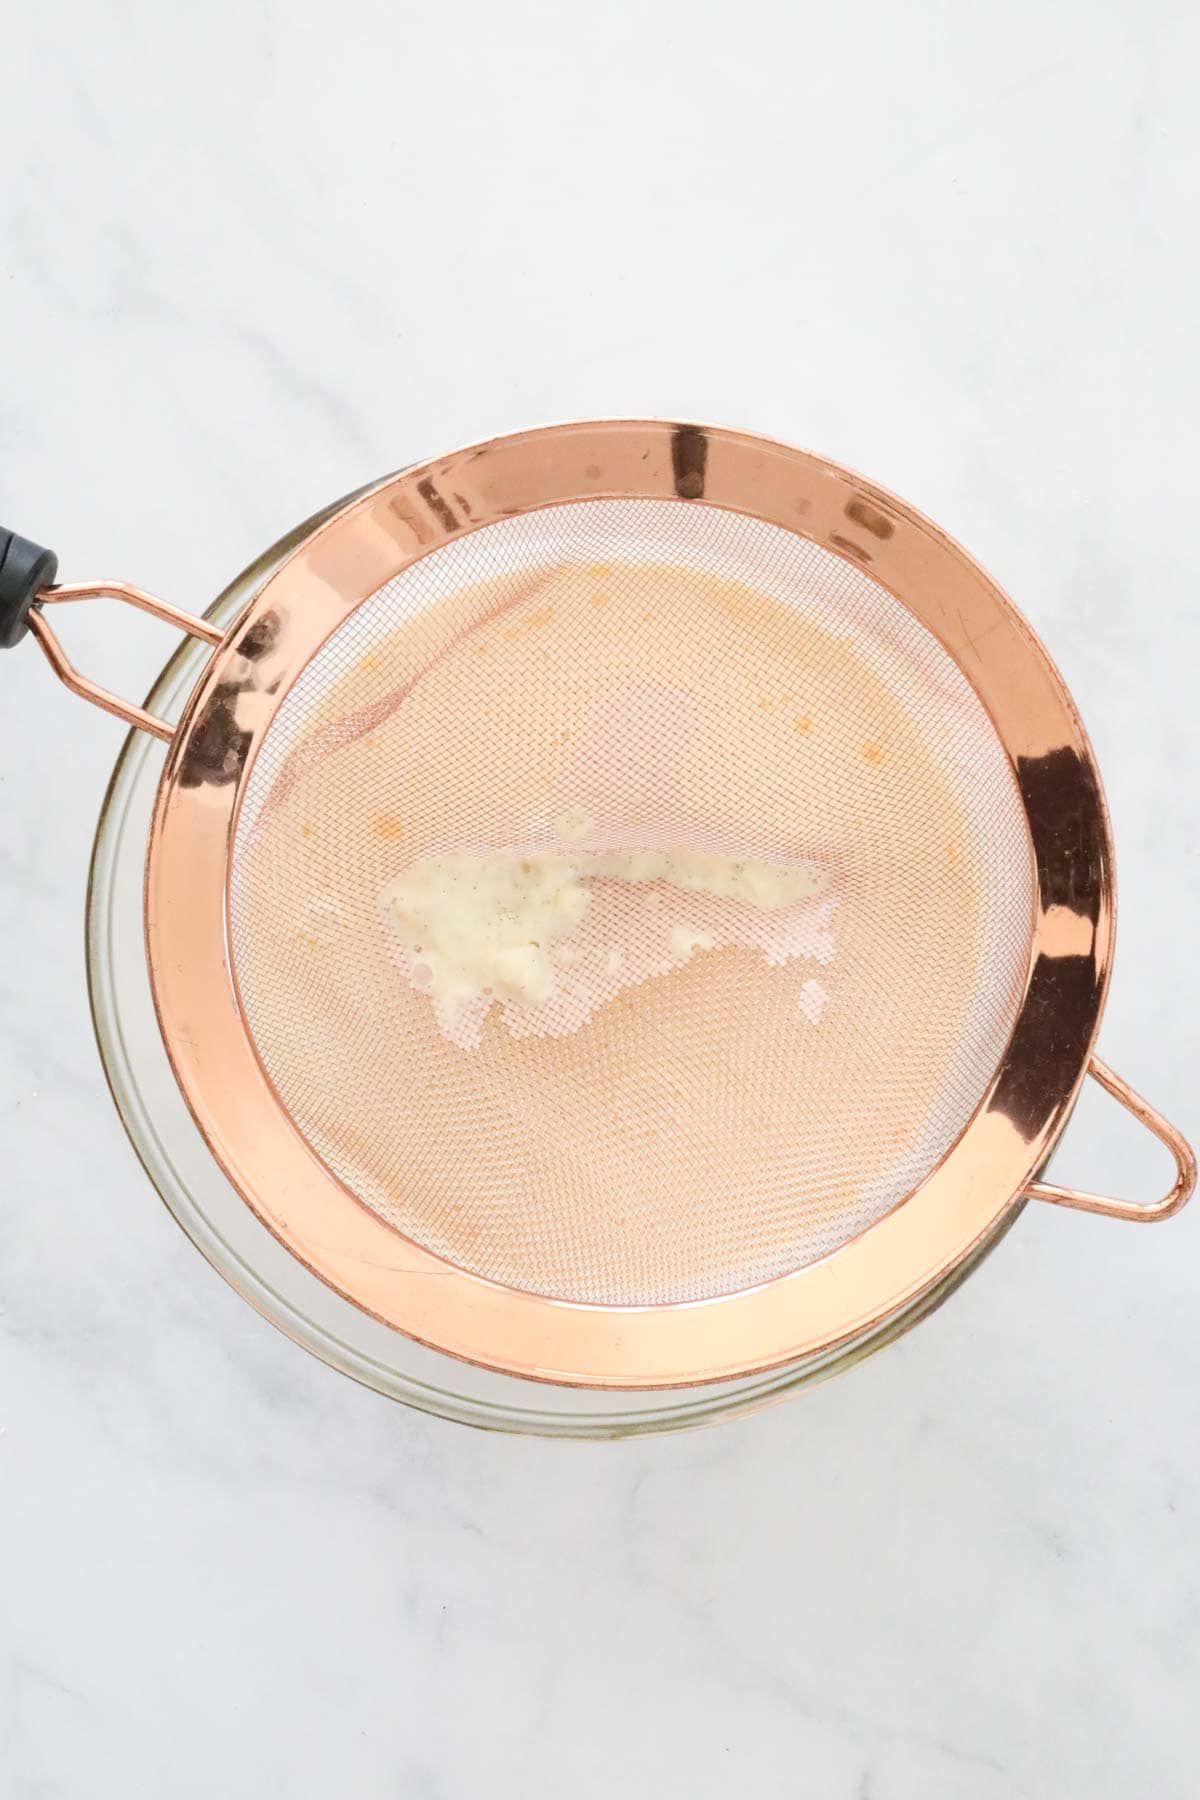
<box><xmin>141</xmin><ymin>420</ymin><xmax>1126</xmax><ymax>1387</ymax></box>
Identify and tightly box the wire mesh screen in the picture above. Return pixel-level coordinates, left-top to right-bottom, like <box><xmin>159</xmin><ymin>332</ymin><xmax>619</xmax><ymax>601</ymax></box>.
<box><xmin>228</xmin><ymin>499</ymin><xmax>1034</xmax><ymax>1305</ymax></box>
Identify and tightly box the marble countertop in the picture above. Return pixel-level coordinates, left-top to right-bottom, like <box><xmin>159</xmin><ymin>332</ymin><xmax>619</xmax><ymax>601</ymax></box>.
<box><xmin>3</xmin><ymin>2</ymin><xmax>1198</xmax><ymax>1794</ymax></box>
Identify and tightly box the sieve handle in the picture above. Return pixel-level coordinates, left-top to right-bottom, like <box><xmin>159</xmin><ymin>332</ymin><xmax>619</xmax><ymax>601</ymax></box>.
<box><xmin>1025</xmin><ymin>1056</ymin><xmax>1196</xmax><ymax>1222</ymax></box>
<box><xmin>0</xmin><ymin>528</ymin><xmax>222</xmax><ymax>742</ymax></box>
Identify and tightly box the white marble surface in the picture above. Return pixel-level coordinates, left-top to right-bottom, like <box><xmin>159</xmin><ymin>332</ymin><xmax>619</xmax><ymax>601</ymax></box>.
<box><xmin>2</xmin><ymin>1</ymin><xmax>1199</xmax><ymax>1793</ymax></box>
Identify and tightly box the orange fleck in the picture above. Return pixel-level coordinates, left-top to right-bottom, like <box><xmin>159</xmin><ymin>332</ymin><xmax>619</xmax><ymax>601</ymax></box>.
<box><xmin>474</xmin><ymin>640</ymin><xmax>490</xmax><ymax>656</ymax></box>
<box><xmin>590</xmin><ymin>591</ymin><xmax>610</xmax><ymax>608</ymax></box>
<box><xmin>559</xmin><ymin>728</ymin><xmax>574</xmax><ymax>743</ymax></box>
<box><xmin>861</xmin><ymin>741</ymin><xmax>886</xmax><ymax>764</ymax></box>
<box><xmin>504</xmin><ymin>604</ymin><xmax>555</xmax><ymax>641</ymax></box>
<box><xmin>587</xmin><ymin>562</ymin><xmax>611</xmax><ymax>579</ymax></box>
<box><xmin>642</xmin><ymin>610</ymin><xmax>654</xmax><ymax>623</ymax></box>
<box><xmin>794</xmin><ymin>715</ymin><xmax>813</xmax><ymax>735</ymax></box>
<box><xmin>372</xmin><ymin>814</ymin><xmax>404</xmax><ymax>841</ymax></box>
<box><xmin>757</xmin><ymin>697</ymin><xmax>775</xmax><ymax>713</ymax></box>
<box><xmin>359</xmin><ymin>653</ymin><xmax>379</xmax><ymax>672</ymax></box>
<box><xmin>946</xmin><ymin>844</ymin><xmax>959</xmax><ymax>864</ymax></box>
<box><xmin>301</xmin><ymin>821</ymin><xmax>314</xmax><ymax>839</ymax></box>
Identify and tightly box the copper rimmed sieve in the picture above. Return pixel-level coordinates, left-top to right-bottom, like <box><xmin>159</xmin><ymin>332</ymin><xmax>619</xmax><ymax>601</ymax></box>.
<box><xmin>2</xmin><ymin>420</ymin><xmax>1193</xmax><ymax>1393</ymax></box>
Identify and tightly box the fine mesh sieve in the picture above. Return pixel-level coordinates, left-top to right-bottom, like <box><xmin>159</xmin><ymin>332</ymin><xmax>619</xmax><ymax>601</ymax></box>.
<box><xmin>228</xmin><ymin>499</ymin><xmax>1033</xmax><ymax>1306</ymax></box>
<box><xmin>7</xmin><ymin>419</ymin><xmax>1190</xmax><ymax>1394</ymax></box>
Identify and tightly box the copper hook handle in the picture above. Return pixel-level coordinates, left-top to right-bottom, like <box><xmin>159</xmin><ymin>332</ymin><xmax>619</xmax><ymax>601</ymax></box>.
<box><xmin>1026</xmin><ymin>1055</ymin><xmax>1196</xmax><ymax>1221</ymax></box>
<box><xmin>27</xmin><ymin>580</ymin><xmax>223</xmax><ymax>743</ymax></box>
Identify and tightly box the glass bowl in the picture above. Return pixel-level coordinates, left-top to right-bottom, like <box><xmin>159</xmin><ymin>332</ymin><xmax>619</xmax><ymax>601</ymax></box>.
<box><xmin>85</xmin><ymin>495</ymin><xmax>1022</xmax><ymax>1437</ymax></box>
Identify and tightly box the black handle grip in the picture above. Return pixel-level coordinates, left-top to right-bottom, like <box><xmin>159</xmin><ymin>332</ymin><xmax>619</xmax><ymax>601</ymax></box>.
<box><xmin>0</xmin><ymin>529</ymin><xmax>58</xmax><ymax>649</ymax></box>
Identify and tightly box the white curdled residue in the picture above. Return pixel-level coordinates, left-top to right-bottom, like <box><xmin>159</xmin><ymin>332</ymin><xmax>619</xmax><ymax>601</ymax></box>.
<box><xmin>378</xmin><ymin>843</ymin><xmax>832</xmax><ymax>1048</ymax></box>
